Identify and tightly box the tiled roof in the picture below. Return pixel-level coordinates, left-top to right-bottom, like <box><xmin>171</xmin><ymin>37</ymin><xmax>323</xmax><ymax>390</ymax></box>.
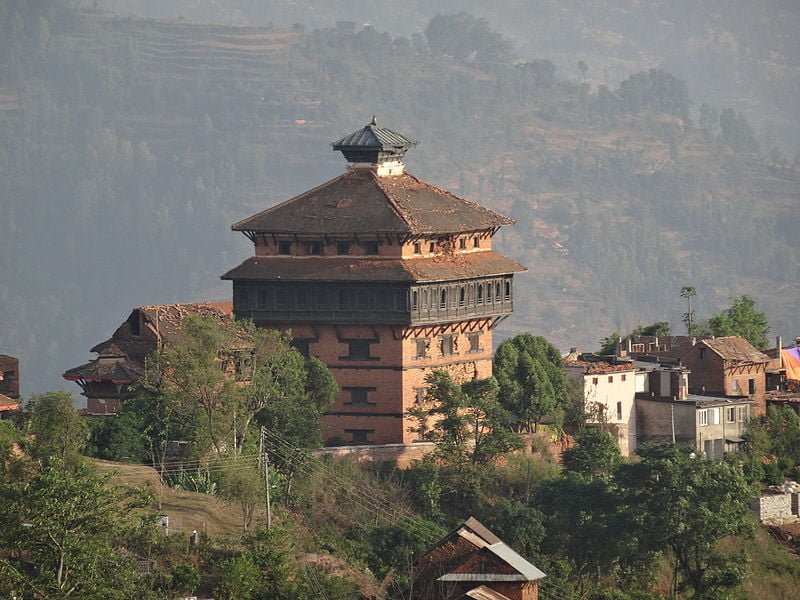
<box><xmin>222</xmin><ymin>252</ymin><xmax>526</xmax><ymax>283</ymax></box>
<box><xmin>696</xmin><ymin>336</ymin><xmax>770</xmax><ymax>363</ymax></box>
<box><xmin>231</xmin><ymin>169</ymin><xmax>513</xmax><ymax>236</ymax></box>
<box><xmin>0</xmin><ymin>393</ymin><xmax>19</xmax><ymax>411</ymax></box>
<box><xmin>63</xmin><ymin>356</ymin><xmax>145</xmax><ymax>383</ymax></box>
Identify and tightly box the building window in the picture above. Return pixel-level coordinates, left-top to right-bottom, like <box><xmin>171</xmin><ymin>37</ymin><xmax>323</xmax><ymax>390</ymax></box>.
<box><xmin>345</xmin><ymin>429</ymin><xmax>374</xmax><ymax>445</ymax></box>
<box><xmin>737</xmin><ymin>406</ymin><xmax>748</xmax><ymax>422</ymax></box>
<box><xmin>459</xmin><ymin>237</ymin><xmax>467</xmax><ymax>249</ymax></box>
<box><xmin>336</xmin><ymin>241</ymin><xmax>350</xmax><ymax>255</ymax></box>
<box><xmin>748</xmin><ymin>378</ymin><xmax>756</xmax><ymax>395</ymax></box>
<box><xmin>477</xmin><ymin>285</ymin><xmax>483</xmax><ymax>304</ymax></box>
<box><xmin>473</xmin><ymin>236</ymin><xmax>480</xmax><ymax>248</ymax></box>
<box><xmin>363</xmin><ymin>241</ymin><xmax>379</xmax><ymax>255</ymax></box>
<box><xmin>459</xmin><ymin>287</ymin><xmax>466</xmax><ymax>307</ymax></box>
<box><xmin>316</xmin><ymin>289</ymin><xmax>330</xmax><ymax>309</ymax></box>
<box><xmin>337</xmin><ymin>290</ymin><xmax>350</xmax><ymax>309</ymax></box>
<box><xmin>275</xmin><ymin>290</ymin><xmax>289</xmax><ymax>310</ymax></box>
<box><xmin>707</xmin><ymin>407</ymin><xmax>720</xmax><ymax>425</ymax></box>
<box><xmin>699</xmin><ymin>348</ymin><xmax>706</xmax><ymax>359</ymax></box>
<box><xmin>440</xmin><ymin>289</ymin><xmax>447</xmax><ymax>309</ymax></box>
<box><xmin>505</xmin><ymin>280</ymin><xmax>511</xmax><ymax>300</ymax></box>
<box><xmin>726</xmin><ymin>407</ymin><xmax>736</xmax><ymax>423</ymax></box>
<box><xmin>608</xmin><ymin>375</ymin><xmax>614</xmax><ymax>383</ymax></box>
<box><xmin>616</xmin><ymin>401</ymin><xmax>623</xmax><ymax>421</ymax></box>
<box><xmin>621</xmin><ymin>374</ymin><xmax>627</xmax><ymax>382</ymax></box>
<box><xmin>415</xmin><ymin>338</ymin><xmax>428</xmax><ymax>359</ymax></box>
<box><xmin>495</xmin><ymin>282</ymin><xmax>501</xmax><ymax>301</ymax></box>
<box><xmin>292</xmin><ymin>339</ymin><xmax>311</xmax><ymax>358</ymax></box>
<box><xmin>296</xmin><ymin>290</ymin><xmax>309</xmax><ymax>310</ymax></box>
<box><xmin>343</xmin><ymin>340</ymin><xmax>374</xmax><ymax>361</ymax></box>
<box><xmin>278</xmin><ymin>241</ymin><xmax>292</xmax><ymax>255</ymax></box>
<box><xmin>344</xmin><ymin>387</ymin><xmax>376</xmax><ymax>406</ymax></box>
<box><xmin>415</xmin><ymin>388</ymin><xmax>427</xmax><ymax>403</ymax></box>
<box><xmin>440</xmin><ymin>335</ymin><xmax>455</xmax><ymax>356</ymax></box>
<box><xmin>699</xmin><ymin>409</ymin><xmax>708</xmax><ymax>426</ymax></box>
<box><xmin>429</xmin><ymin>242</ymin><xmax>436</xmax><ymax>253</ymax></box>
<box><xmin>592</xmin><ymin>377</ymin><xmax>598</xmax><ymax>385</ymax></box>
<box><xmin>256</xmin><ymin>290</ymin><xmax>269</xmax><ymax>309</ymax></box>
<box><xmin>468</xmin><ymin>332</ymin><xmax>481</xmax><ymax>353</ymax></box>
<box><xmin>413</xmin><ymin>242</ymin><xmax>421</xmax><ymax>254</ymax></box>
<box><xmin>412</xmin><ymin>291</ymin><xmax>418</xmax><ymax>310</ymax></box>
<box><xmin>306</xmin><ymin>241</ymin><xmax>322</xmax><ymax>255</ymax></box>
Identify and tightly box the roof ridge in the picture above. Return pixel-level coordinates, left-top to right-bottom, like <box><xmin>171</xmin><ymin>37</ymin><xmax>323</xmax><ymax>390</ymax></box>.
<box><xmin>368</xmin><ymin>170</ymin><xmax>416</xmax><ymax>232</ymax></box>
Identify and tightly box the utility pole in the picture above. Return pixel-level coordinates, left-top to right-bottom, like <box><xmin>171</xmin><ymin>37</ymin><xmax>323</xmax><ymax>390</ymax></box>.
<box><xmin>671</xmin><ymin>402</ymin><xmax>676</xmax><ymax>444</ymax></box>
<box><xmin>261</xmin><ymin>426</ymin><xmax>272</xmax><ymax>530</ymax></box>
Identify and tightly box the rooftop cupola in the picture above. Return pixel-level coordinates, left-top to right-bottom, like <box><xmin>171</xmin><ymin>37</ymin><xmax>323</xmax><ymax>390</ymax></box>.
<box><xmin>332</xmin><ymin>116</ymin><xmax>417</xmax><ymax>176</ymax></box>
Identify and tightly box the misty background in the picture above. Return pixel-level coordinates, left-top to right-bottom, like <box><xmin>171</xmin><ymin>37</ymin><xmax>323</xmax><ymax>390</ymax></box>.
<box><xmin>1</xmin><ymin>0</ymin><xmax>798</xmax><ymax>397</ymax></box>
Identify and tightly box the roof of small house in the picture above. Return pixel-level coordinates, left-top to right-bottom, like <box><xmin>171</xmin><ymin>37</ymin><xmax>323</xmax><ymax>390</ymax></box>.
<box><xmin>563</xmin><ymin>352</ymin><xmax>635</xmax><ymax>374</ymax></box>
<box><xmin>693</xmin><ymin>336</ymin><xmax>769</xmax><ymax>364</ymax></box>
<box><xmin>464</xmin><ymin>586</ymin><xmax>513</xmax><ymax>600</ymax></box>
<box><xmin>0</xmin><ymin>393</ymin><xmax>19</xmax><ymax>411</ymax></box>
<box><xmin>231</xmin><ymin>168</ymin><xmax>514</xmax><ymax>236</ymax></box>
<box><xmin>63</xmin><ymin>355</ymin><xmax>145</xmax><ymax>383</ymax></box>
<box><xmin>437</xmin><ymin>542</ymin><xmax>546</xmax><ymax>582</ymax></box>
<box><xmin>222</xmin><ymin>252</ymin><xmax>526</xmax><ymax>283</ymax></box>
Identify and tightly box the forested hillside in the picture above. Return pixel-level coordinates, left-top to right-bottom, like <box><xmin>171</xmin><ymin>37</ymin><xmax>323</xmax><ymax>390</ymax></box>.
<box><xmin>1</xmin><ymin>1</ymin><xmax>798</xmax><ymax>394</ymax></box>
<box><xmin>84</xmin><ymin>0</ymin><xmax>800</xmax><ymax>157</ymax></box>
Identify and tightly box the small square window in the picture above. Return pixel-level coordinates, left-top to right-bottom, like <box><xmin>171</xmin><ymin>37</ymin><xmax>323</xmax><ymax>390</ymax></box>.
<box><xmin>429</xmin><ymin>242</ymin><xmax>436</xmax><ymax>253</ymax></box>
<box><xmin>608</xmin><ymin>375</ymin><xmax>614</xmax><ymax>383</ymax></box>
<box><xmin>306</xmin><ymin>241</ymin><xmax>322</xmax><ymax>255</ymax></box>
<box><xmin>413</xmin><ymin>242</ymin><xmax>422</xmax><ymax>254</ymax></box>
<box><xmin>292</xmin><ymin>339</ymin><xmax>310</xmax><ymax>358</ymax></box>
<box><xmin>592</xmin><ymin>377</ymin><xmax>598</xmax><ymax>385</ymax></box>
<box><xmin>363</xmin><ymin>241</ymin><xmax>379</xmax><ymax>255</ymax></box>
<box><xmin>345</xmin><ymin>387</ymin><xmax>375</xmax><ymax>406</ymax></box>
<box><xmin>336</xmin><ymin>242</ymin><xmax>350</xmax><ymax>255</ymax></box>
<box><xmin>345</xmin><ymin>340</ymin><xmax>373</xmax><ymax>361</ymax></box>
<box><xmin>459</xmin><ymin>238</ymin><xmax>467</xmax><ymax>249</ymax></box>
<box><xmin>278</xmin><ymin>241</ymin><xmax>292</xmax><ymax>255</ymax></box>
<box><xmin>345</xmin><ymin>429</ymin><xmax>374</xmax><ymax>445</ymax></box>
<box><xmin>468</xmin><ymin>332</ymin><xmax>481</xmax><ymax>353</ymax></box>
<box><xmin>440</xmin><ymin>335</ymin><xmax>455</xmax><ymax>356</ymax></box>
<box><xmin>473</xmin><ymin>236</ymin><xmax>480</xmax><ymax>248</ymax></box>
<box><xmin>726</xmin><ymin>407</ymin><xmax>736</xmax><ymax>423</ymax></box>
<box><xmin>415</xmin><ymin>338</ymin><xmax>428</xmax><ymax>359</ymax></box>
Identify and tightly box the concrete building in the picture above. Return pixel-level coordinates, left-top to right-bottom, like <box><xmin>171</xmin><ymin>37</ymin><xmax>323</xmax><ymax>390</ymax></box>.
<box><xmin>636</xmin><ymin>394</ymin><xmax>750</xmax><ymax>459</ymax></box>
<box><xmin>564</xmin><ymin>351</ymin><xmax>637</xmax><ymax>455</ymax></box>
<box><xmin>223</xmin><ymin>119</ymin><xmax>525</xmax><ymax>445</ymax></box>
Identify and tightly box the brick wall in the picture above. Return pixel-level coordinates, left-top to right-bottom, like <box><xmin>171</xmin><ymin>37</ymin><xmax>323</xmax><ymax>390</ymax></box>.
<box><xmin>682</xmin><ymin>345</ymin><xmax>726</xmax><ymax>395</ymax></box>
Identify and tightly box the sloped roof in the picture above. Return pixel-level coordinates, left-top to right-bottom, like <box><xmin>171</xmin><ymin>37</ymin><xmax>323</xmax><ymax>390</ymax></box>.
<box><xmin>231</xmin><ymin>169</ymin><xmax>513</xmax><ymax>236</ymax></box>
<box><xmin>695</xmin><ymin>336</ymin><xmax>769</xmax><ymax>364</ymax></box>
<box><xmin>63</xmin><ymin>356</ymin><xmax>145</xmax><ymax>383</ymax></box>
<box><xmin>332</xmin><ymin>119</ymin><xmax>417</xmax><ymax>151</ymax></box>
<box><xmin>0</xmin><ymin>393</ymin><xmax>19</xmax><ymax>411</ymax></box>
<box><xmin>438</xmin><ymin>542</ymin><xmax>546</xmax><ymax>582</ymax></box>
<box><xmin>221</xmin><ymin>252</ymin><xmax>525</xmax><ymax>283</ymax></box>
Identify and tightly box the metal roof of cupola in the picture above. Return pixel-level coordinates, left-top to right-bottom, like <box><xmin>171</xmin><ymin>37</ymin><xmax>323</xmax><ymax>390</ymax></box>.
<box><xmin>332</xmin><ymin>116</ymin><xmax>417</xmax><ymax>176</ymax></box>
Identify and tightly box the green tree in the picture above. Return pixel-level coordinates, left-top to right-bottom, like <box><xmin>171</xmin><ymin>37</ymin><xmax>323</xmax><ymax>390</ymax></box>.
<box><xmin>617</xmin><ymin>445</ymin><xmax>754</xmax><ymax>599</ymax></box>
<box><xmin>425</xmin><ymin>13</ymin><xmax>513</xmax><ymax>65</ymax></box>
<box><xmin>215</xmin><ymin>554</ymin><xmax>261</xmax><ymax>600</ymax></box>
<box><xmin>562</xmin><ymin>428</ymin><xmax>620</xmax><ymax>481</ymax></box>
<box><xmin>170</xmin><ymin>563</ymin><xmax>200</xmax><ymax>596</ymax></box>
<box><xmin>215</xmin><ymin>456</ymin><xmax>264</xmax><ymax>533</ymax></box>
<box><xmin>408</xmin><ymin>371</ymin><xmax>522</xmax><ymax>466</ymax></box>
<box><xmin>708</xmin><ymin>295</ymin><xmax>769</xmax><ymax>349</ymax></box>
<box><xmin>494</xmin><ymin>334</ymin><xmax>567</xmax><ymax>432</ymax></box>
<box><xmin>25</xmin><ymin>391</ymin><xmax>88</xmax><ymax>469</ymax></box>
<box><xmin>681</xmin><ymin>286</ymin><xmax>697</xmax><ymax>335</ymax></box>
<box><xmin>0</xmin><ymin>460</ymin><xmax>150</xmax><ymax>599</ymax></box>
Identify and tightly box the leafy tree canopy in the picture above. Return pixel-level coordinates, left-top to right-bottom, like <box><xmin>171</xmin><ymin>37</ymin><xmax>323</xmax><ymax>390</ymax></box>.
<box><xmin>425</xmin><ymin>13</ymin><xmax>513</xmax><ymax>65</ymax></box>
<box><xmin>25</xmin><ymin>391</ymin><xmax>88</xmax><ymax>470</ymax></box>
<box><xmin>708</xmin><ymin>295</ymin><xmax>769</xmax><ymax>349</ymax></box>
<box><xmin>494</xmin><ymin>334</ymin><xmax>567</xmax><ymax>432</ymax></box>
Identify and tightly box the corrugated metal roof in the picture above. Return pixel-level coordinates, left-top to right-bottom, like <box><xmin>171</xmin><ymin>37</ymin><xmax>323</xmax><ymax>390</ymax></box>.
<box><xmin>332</xmin><ymin>117</ymin><xmax>417</xmax><ymax>150</ymax></box>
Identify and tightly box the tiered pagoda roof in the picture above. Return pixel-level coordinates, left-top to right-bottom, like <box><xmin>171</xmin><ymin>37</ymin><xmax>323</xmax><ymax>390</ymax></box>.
<box><xmin>232</xmin><ymin>168</ymin><xmax>513</xmax><ymax>237</ymax></box>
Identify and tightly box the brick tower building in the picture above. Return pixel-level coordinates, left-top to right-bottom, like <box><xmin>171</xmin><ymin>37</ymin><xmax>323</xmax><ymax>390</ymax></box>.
<box><xmin>223</xmin><ymin>119</ymin><xmax>525</xmax><ymax>444</ymax></box>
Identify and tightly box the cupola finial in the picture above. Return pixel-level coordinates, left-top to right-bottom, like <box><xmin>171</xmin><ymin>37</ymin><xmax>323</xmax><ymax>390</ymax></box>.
<box><xmin>331</xmin><ymin>119</ymin><xmax>418</xmax><ymax>175</ymax></box>
<box><xmin>370</xmin><ymin>115</ymin><xmax>377</xmax><ymax>126</ymax></box>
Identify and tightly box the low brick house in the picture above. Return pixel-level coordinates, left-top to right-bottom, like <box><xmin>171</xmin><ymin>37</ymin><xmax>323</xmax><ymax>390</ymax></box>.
<box><xmin>679</xmin><ymin>336</ymin><xmax>769</xmax><ymax>416</ymax></box>
<box><xmin>414</xmin><ymin>517</ymin><xmax>545</xmax><ymax>600</ymax></box>
<box><xmin>63</xmin><ymin>302</ymin><xmax>233</xmax><ymax>415</ymax></box>
<box><xmin>0</xmin><ymin>354</ymin><xmax>21</xmax><ymax>418</ymax></box>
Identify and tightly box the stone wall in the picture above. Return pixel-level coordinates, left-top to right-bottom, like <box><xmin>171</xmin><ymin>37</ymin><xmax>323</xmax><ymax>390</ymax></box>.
<box><xmin>752</xmin><ymin>492</ymin><xmax>800</xmax><ymax>524</ymax></box>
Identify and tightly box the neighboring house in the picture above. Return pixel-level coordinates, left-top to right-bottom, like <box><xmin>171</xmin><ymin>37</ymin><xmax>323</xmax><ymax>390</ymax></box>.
<box><xmin>63</xmin><ymin>302</ymin><xmax>233</xmax><ymax>415</ymax></box>
<box><xmin>623</xmin><ymin>335</ymin><xmax>708</xmax><ymax>362</ymax></box>
<box><xmin>0</xmin><ymin>354</ymin><xmax>21</xmax><ymax>419</ymax></box>
<box><xmin>564</xmin><ymin>350</ymin><xmax>637</xmax><ymax>455</ymax></box>
<box><xmin>636</xmin><ymin>394</ymin><xmax>751</xmax><ymax>459</ymax></box>
<box><xmin>680</xmin><ymin>336</ymin><xmax>769</xmax><ymax>416</ymax></box>
<box><xmin>413</xmin><ymin>517</ymin><xmax>545</xmax><ymax>600</ymax></box>
<box><xmin>752</xmin><ymin>481</ymin><xmax>800</xmax><ymax>525</ymax></box>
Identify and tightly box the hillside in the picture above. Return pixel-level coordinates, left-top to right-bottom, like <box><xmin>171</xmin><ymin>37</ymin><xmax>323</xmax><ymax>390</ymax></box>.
<box><xmin>0</xmin><ymin>2</ymin><xmax>798</xmax><ymax>395</ymax></box>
